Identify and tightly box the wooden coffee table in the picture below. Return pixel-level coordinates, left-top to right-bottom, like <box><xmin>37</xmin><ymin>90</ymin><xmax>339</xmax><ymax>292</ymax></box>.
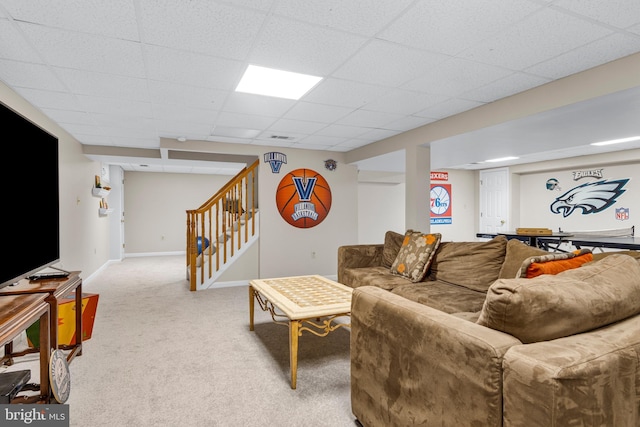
<box><xmin>249</xmin><ymin>275</ymin><xmax>353</xmax><ymax>389</ymax></box>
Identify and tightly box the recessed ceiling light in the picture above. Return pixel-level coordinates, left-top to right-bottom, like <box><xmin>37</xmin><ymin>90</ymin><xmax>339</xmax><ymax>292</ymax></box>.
<box><xmin>485</xmin><ymin>156</ymin><xmax>519</xmax><ymax>163</ymax></box>
<box><xmin>177</xmin><ymin>137</ymin><xmax>186</xmax><ymax>142</ymax></box>
<box><xmin>235</xmin><ymin>65</ymin><xmax>322</xmax><ymax>100</ymax></box>
<box><xmin>590</xmin><ymin>136</ymin><xmax>640</xmax><ymax>146</ymax></box>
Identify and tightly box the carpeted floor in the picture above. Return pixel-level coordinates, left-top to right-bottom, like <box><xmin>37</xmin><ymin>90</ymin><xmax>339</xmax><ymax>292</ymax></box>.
<box><xmin>3</xmin><ymin>256</ymin><xmax>357</xmax><ymax>427</ymax></box>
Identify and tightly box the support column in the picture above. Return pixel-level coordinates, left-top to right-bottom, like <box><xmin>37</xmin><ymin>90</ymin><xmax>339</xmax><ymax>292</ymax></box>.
<box><xmin>405</xmin><ymin>145</ymin><xmax>430</xmax><ymax>232</ymax></box>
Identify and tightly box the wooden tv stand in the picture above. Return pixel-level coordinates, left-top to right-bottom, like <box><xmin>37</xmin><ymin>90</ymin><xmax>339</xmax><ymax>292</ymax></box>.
<box><xmin>0</xmin><ymin>293</ymin><xmax>50</xmax><ymax>403</ymax></box>
<box><xmin>0</xmin><ymin>271</ymin><xmax>83</xmax><ymax>365</ymax></box>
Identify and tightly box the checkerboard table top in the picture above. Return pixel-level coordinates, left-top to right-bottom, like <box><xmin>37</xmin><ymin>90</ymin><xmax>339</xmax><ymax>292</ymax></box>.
<box><xmin>249</xmin><ymin>275</ymin><xmax>353</xmax><ymax>320</ymax></box>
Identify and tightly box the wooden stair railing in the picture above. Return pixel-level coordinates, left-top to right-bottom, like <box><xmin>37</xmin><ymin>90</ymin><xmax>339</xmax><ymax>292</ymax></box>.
<box><xmin>186</xmin><ymin>159</ymin><xmax>259</xmax><ymax>291</ymax></box>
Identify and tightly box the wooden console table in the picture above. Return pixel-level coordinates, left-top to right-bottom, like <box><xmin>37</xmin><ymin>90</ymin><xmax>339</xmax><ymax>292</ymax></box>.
<box><xmin>0</xmin><ymin>293</ymin><xmax>50</xmax><ymax>403</ymax></box>
<box><xmin>0</xmin><ymin>271</ymin><xmax>83</xmax><ymax>365</ymax></box>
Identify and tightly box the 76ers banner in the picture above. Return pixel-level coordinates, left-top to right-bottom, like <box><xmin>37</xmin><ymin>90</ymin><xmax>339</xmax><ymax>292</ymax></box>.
<box><xmin>276</xmin><ymin>168</ymin><xmax>332</xmax><ymax>228</ymax></box>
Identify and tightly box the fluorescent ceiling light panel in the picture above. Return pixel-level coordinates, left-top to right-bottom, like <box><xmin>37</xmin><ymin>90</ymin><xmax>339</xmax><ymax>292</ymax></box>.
<box><xmin>590</xmin><ymin>136</ymin><xmax>640</xmax><ymax>146</ymax></box>
<box><xmin>485</xmin><ymin>156</ymin><xmax>519</xmax><ymax>163</ymax></box>
<box><xmin>235</xmin><ymin>65</ymin><xmax>322</xmax><ymax>100</ymax></box>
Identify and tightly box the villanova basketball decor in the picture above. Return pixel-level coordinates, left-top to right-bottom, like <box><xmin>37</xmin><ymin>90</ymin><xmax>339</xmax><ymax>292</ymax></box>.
<box><xmin>550</xmin><ymin>178</ymin><xmax>629</xmax><ymax>217</ymax></box>
<box><xmin>276</xmin><ymin>168</ymin><xmax>332</xmax><ymax>228</ymax></box>
<box><xmin>264</xmin><ymin>152</ymin><xmax>287</xmax><ymax>173</ymax></box>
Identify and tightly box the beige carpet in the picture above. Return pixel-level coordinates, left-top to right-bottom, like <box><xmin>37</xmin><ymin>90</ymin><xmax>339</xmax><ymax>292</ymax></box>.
<box><xmin>3</xmin><ymin>256</ymin><xmax>357</xmax><ymax>427</ymax></box>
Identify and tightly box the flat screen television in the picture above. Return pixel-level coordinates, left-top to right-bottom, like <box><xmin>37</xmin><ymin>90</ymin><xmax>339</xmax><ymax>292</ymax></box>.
<box><xmin>0</xmin><ymin>102</ymin><xmax>60</xmax><ymax>289</ymax></box>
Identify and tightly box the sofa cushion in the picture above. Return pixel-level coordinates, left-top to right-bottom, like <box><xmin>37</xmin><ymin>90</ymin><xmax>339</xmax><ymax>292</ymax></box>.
<box><xmin>381</xmin><ymin>230</ymin><xmax>405</xmax><ymax>268</ymax></box>
<box><xmin>342</xmin><ymin>266</ymin><xmax>417</xmax><ymax>291</ymax></box>
<box><xmin>518</xmin><ymin>249</ymin><xmax>593</xmax><ymax>278</ymax></box>
<box><xmin>391</xmin><ymin>231</ymin><xmax>442</xmax><ymax>282</ymax></box>
<box><xmin>498</xmin><ymin>238</ymin><xmax>549</xmax><ymax>279</ymax></box>
<box><xmin>428</xmin><ymin>235</ymin><xmax>507</xmax><ymax>292</ymax></box>
<box><xmin>391</xmin><ymin>281</ymin><xmax>488</xmax><ymax>314</ymax></box>
<box><xmin>477</xmin><ymin>254</ymin><xmax>640</xmax><ymax>343</ymax></box>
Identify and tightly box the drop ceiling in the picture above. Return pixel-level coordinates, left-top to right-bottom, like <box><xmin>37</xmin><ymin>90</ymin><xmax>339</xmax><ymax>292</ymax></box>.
<box><xmin>1</xmin><ymin>0</ymin><xmax>639</xmax><ymax>174</ymax></box>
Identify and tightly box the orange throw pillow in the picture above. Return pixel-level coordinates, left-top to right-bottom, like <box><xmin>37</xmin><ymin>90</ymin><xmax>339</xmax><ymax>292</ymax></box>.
<box><xmin>525</xmin><ymin>251</ymin><xmax>593</xmax><ymax>278</ymax></box>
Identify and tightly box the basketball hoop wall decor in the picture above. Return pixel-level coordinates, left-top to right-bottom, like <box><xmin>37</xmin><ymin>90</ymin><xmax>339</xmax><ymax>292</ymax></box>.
<box><xmin>276</xmin><ymin>168</ymin><xmax>332</xmax><ymax>228</ymax></box>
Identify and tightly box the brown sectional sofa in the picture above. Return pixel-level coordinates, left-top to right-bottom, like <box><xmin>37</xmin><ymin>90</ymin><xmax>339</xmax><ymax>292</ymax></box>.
<box><xmin>339</xmin><ymin>231</ymin><xmax>640</xmax><ymax>427</ymax></box>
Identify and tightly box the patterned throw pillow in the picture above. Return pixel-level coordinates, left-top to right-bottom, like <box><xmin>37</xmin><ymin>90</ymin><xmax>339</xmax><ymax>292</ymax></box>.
<box><xmin>390</xmin><ymin>230</ymin><xmax>442</xmax><ymax>282</ymax></box>
<box><xmin>519</xmin><ymin>249</ymin><xmax>593</xmax><ymax>278</ymax></box>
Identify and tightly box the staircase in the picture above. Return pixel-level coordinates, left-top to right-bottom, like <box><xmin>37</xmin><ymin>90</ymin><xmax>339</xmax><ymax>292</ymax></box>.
<box><xmin>186</xmin><ymin>159</ymin><xmax>259</xmax><ymax>291</ymax></box>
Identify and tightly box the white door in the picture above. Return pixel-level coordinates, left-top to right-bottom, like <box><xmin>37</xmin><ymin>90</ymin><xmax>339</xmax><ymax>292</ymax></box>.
<box><xmin>479</xmin><ymin>168</ymin><xmax>509</xmax><ymax>234</ymax></box>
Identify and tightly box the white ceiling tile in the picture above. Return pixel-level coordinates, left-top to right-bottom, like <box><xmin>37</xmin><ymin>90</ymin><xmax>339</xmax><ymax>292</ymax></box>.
<box><xmin>363</xmin><ymin>88</ymin><xmax>449</xmax><ymax>115</ymax></box>
<box><xmin>144</xmin><ymin>45</ymin><xmax>245</xmax><ymax>91</ymax></box>
<box><xmin>383</xmin><ymin>115</ymin><xmax>436</xmax><ymax>132</ymax></box>
<box><xmin>15</xmin><ymin>87</ymin><xmax>82</xmax><ymax>111</ymax></box>
<box><xmin>403</xmin><ymin>58</ymin><xmax>517</xmax><ymax>96</ymax></box>
<box><xmin>416</xmin><ymin>98</ymin><xmax>485</xmax><ymax>119</ymax></box>
<box><xmin>273</xmin><ymin>0</ymin><xmax>414</xmax><ymax>36</ymax></box>
<box><xmin>94</xmin><ymin>114</ymin><xmax>156</xmax><ymax>131</ymax></box>
<box><xmin>139</xmin><ymin>0</ymin><xmax>266</xmax><ymax>59</ymax></box>
<box><xmin>1</xmin><ymin>2</ymin><xmax>639</xmax><ymax>173</ymax></box>
<box><xmin>155</xmin><ymin>120</ymin><xmax>212</xmax><ymax>137</ymax></box>
<box><xmin>460</xmin><ymin>7</ymin><xmax>614</xmax><ymax>70</ymax></box>
<box><xmin>106</xmin><ymin>125</ymin><xmax>157</xmax><ymax>139</ymax></box>
<box><xmin>147</xmin><ymin>80</ymin><xmax>228</xmax><ymax>110</ymax></box>
<box><xmin>0</xmin><ymin>19</ymin><xmax>43</xmax><ymax>63</ymax></box>
<box><xmin>18</xmin><ymin>22</ymin><xmax>145</xmax><ymax>77</ymax></box>
<box><xmin>0</xmin><ymin>59</ymin><xmax>65</xmax><ymax>90</ymax></box>
<box><xmin>283</xmin><ymin>101</ymin><xmax>352</xmax><ymax>123</ymax></box>
<box><xmin>525</xmin><ymin>33</ymin><xmax>640</xmax><ymax>79</ymax></box>
<box><xmin>304</xmin><ymin>78</ymin><xmax>391</xmax><ymax>108</ymax></box>
<box><xmin>268</xmin><ymin>118</ymin><xmax>327</xmax><ymax>134</ymax></box>
<box><xmin>333</xmin><ymin>40</ymin><xmax>449</xmax><ymax>86</ymax></box>
<box><xmin>554</xmin><ymin>0</ymin><xmax>640</xmax><ymax>29</ymax></box>
<box><xmin>248</xmin><ymin>16</ymin><xmax>366</xmax><ymax>76</ymax></box>
<box><xmin>462</xmin><ymin>72</ymin><xmax>551</xmax><ymax>103</ymax></box>
<box><xmin>55</xmin><ymin>68</ymin><xmax>149</xmax><ymax>101</ymax></box>
<box><xmin>223</xmin><ymin>92</ymin><xmax>295</xmax><ymax>117</ymax></box>
<box><xmin>78</xmin><ymin>95</ymin><xmax>153</xmax><ymax>117</ymax></box>
<box><xmin>379</xmin><ymin>0</ymin><xmax>542</xmax><ymax>55</ymax></box>
<box><xmin>214</xmin><ymin>111</ymin><xmax>277</xmax><ymax>129</ymax></box>
<box><xmin>211</xmin><ymin>127</ymin><xmax>261</xmax><ymax>139</ymax></box>
<box><xmin>41</xmin><ymin>108</ymin><xmax>93</xmax><ymax>125</ymax></box>
<box><xmin>357</xmin><ymin>128</ymin><xmax>401</xmax><ymax>141</ymax></box>
<box><xmin>62</xmin><ymin>122</ymin><xmax>109</xmax><ymax>136</ymax></box>
<box><xmin>258</xmin><ymin>129</ymin><xmax>307</xmax><ymax>141</ymax></box>
<box><xmin>152</xmin><ymin>104</ymin><xmax>217</xmax><ymax>124</ymax></box>
<box><xmin>72</xmin><ymin>133</ymin><xmax>114</xmax><ymax>145</ymax></box>
<box><xmin>0</xmin><ymin>0</ymin><xmax>139</xmax><ymax>40</ymax></box>
<box><xmin>315</xmin><ymin>124</ymin><xmax>369</xmax><ymax>138</ymax></box>
<box><xmin>336</xmin><ymin>109</ymin><xmax>404</xmax><ymax>128</ymax></box>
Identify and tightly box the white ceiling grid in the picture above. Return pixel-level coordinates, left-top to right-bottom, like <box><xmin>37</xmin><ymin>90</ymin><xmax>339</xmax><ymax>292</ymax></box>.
<box><xmin>0</xmin><ymin>0</ymin><xmax>638</xmax><ymax>173</ymax></box>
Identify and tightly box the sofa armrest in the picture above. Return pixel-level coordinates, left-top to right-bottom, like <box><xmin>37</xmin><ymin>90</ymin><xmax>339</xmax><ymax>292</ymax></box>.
<box><xmin>337</xmin><ymin>244</ymin><xmax>384</xmax><ymax>284</ymax></box>
<box><xmin>503</xmin><ymin>314</ymin><xmax>640</xmax><ymax>427</ymax></box>
<box><xmin>351</xmin><ymin>286</ymin><xmax>521</xmax><ymax>427</ymax></box>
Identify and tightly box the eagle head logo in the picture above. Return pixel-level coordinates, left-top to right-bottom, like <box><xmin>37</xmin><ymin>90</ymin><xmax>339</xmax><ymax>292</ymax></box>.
<box><xmin>550</xmin><ymin>179</ymin><xmax>629</xmax><ymax>217</ymax></box>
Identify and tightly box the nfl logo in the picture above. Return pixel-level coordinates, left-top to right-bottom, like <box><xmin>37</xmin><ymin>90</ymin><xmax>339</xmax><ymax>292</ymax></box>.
<box><xmin>615</xmin><ymin>207</ymin><xmax>629</xmax><ymax>221</ymax></box>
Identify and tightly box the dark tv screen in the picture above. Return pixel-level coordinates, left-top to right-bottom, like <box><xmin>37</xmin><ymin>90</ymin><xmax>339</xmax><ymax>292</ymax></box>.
<box><xmin>0</xmin><ymin>102</ymin><xmax>60</xmax><ymax>289</ymax></box>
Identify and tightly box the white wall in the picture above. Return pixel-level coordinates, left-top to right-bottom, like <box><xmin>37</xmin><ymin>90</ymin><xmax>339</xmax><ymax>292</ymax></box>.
<box><xmin>123</xmin><ymin>171</ymin><xmax>232</xmax><ymax>253</ymax></box>
<box><xmin>258</xmin><ymin>149</ymin><xmax>358</xmax><ymax>279</ymax></box>
<box><xmin>357</xmin><ymin>182</ymin><xmax>405</xmax><ymax>244</ymax></box>
<box><xmin>518</xmin><ymin>163</ymin><xmax>638</xmax><ymax>232</ymax></box>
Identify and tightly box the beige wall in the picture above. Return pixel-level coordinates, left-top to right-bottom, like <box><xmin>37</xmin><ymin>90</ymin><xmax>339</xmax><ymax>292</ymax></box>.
<box><xmin>1</xmin><ymin>82</ymin><xmax>110</xmax><ymax>281</ymax></box>
<box><xmin>123</xmin><ymin>171</ymin><xmax>232</xmax><ymax>253</ymax></box>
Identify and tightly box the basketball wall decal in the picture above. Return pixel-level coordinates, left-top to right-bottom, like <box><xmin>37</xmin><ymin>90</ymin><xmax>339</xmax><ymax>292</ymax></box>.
<box><xmin>276</xmin><ymin>168</ymin><xmax>332</xmax><ymax>228</ymax></box>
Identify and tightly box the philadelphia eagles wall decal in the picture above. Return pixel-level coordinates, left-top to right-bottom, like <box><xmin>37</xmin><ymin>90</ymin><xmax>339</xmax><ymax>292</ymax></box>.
<box><xmin>550</xmin><ymin>179</ymin><xmax>630</xmax><ymax>217</ymax></box>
